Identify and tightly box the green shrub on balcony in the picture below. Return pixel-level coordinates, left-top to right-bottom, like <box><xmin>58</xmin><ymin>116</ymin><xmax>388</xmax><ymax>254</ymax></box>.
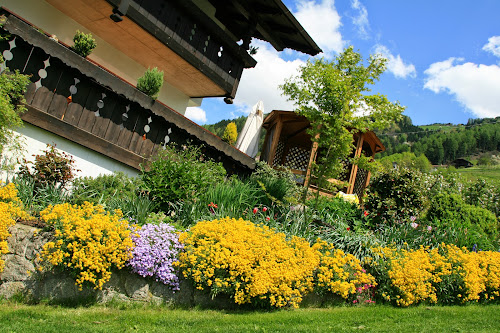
<box><xmin>71</xmin><ymin>30</ymin><xmax>97</xmax><ymax>57</ymax></box>
<box><xmin>137</xmin><ymin>67</ymin><xmax>164</xmax><ymax>99</ymax></box>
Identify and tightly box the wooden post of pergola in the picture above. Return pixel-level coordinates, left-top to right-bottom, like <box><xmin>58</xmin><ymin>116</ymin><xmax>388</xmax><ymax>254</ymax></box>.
<box><xmin>261</xmin><ymin>111</ymin><xmax>385</xmax><ymax>198</ymax></box>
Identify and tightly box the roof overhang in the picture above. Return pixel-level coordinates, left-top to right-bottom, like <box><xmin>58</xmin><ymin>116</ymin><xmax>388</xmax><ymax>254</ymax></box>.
<box><xmin>207</xmin><ymin>0</ymin><xmax>322</xmax><ymax>55</ymax></box>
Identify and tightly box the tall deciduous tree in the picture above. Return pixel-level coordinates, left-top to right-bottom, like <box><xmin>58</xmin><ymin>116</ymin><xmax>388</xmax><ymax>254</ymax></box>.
<box><xmin>280</xmin><ymin>46</ymin><xmax>404</xmax><ymax>202</ymax></box>
<box><xmin>221</xmin><ymin>122</ymin><xmax>238</xmax><ymax>145</ymax></box>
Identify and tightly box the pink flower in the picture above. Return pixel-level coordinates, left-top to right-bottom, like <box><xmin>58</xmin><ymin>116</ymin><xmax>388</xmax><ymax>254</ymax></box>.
<box><xmin>427</xmin><ymin>226</ymin><xmax>432</xmax><ymax>231</ymax></box>
<box><xmin>410</xmin><ymin>222</ymin><xmax>418</xmax><ymax>229</ymax></box>
<box><xmin>262</xmin><ymin>207</ymin><xmax>268</xmax><ymax>212</ymax></box>
<box><xmin>253</xmin><ymin>207</ymin><xmax>258</xmax><ymax>214</ymax></box>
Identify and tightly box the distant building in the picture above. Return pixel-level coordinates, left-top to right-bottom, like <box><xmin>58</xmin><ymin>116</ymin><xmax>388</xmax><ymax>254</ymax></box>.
<box><xmin>451</xmin><ymin>158</ymin><xmax>473</xmax><ymax>168</ymax></box>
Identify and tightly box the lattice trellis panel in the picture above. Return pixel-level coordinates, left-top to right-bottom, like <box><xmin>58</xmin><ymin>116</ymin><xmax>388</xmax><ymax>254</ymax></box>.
<box><xmin>272</xmin><ymin>141</ymin><xmax>285</xmax><ymax>167</ymax></box>
<box><xmin>284</xmin><ymin>146</ymin><xmax>310</xmax><ymax>171</ymax></box>
<box><xmin>353</xmin><ymin>168</ymin><xmax>369</xmax><ymax>198</ymax></box>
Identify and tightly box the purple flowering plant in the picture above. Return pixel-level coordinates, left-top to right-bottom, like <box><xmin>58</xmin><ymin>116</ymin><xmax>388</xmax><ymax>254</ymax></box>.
<box><xmin>128</xmin><ymin>223</ymin><xmax>183</xmax><ymax>290</ymax></box>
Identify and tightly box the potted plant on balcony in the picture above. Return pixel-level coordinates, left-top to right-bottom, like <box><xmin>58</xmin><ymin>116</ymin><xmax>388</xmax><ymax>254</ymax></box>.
<box><xmin>71</xmin><ymin>30</ymin><xmax>97</xmax><ymax>57</ymax></box>
<box><xmin>137</xmin><ymin>67</ymin><xmax>164</xmax><ymax>100</ymax></box>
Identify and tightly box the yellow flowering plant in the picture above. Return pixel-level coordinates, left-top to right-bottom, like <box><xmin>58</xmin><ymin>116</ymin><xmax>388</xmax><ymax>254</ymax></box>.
<box><xmin>39</xmin><ymin>202</ymin><xmax>135</xmax><ymax>290</ymax></box>
<box><xmin>368</xmin><ymin>244</ymin><xmax>500</xmax><ymax>306</ymax></box>
<box><xmin>0</xmin><ymin>183</ymin><xmax>30</xmax><ymax>273</ymax></box>
<box><xmin>313</xmin><ymin>239</ymin><xmax>376</xmax><ymax>303</ymax></box>
<box><xmin>177</xmin><ymin>217</ymin><xmax>320</xmax><ymax>308</ymax></box>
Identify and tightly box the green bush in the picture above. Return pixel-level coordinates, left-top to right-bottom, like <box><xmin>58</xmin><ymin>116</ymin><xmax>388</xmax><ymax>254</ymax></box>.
<box><xmin>71</xmin><ymin>30</ymin><xmax>97</xmax><ymax>57</ymax></box>
<box><xmin>364</xmin><ymin>167</ymin><xmax>427</xmax><ymax>228</ymax></box>
<box><xmin>136</xmin><ymin>67</ymin><xmax>164</xmax><ymax>99</ymax></box>
<box><xmin>0</xmin><ymin>53</ymin><xmax>30</xmax><ymax>153</ymax></box>
<box><xmin>464</xmin><ymin>178</ymin><xmax>499</xmax><ymax>217</ymax></box>
<box><xmin>377</xmin><ymin>152</ymin><xmax>432</xmax><ymax>173</ymax></box>
<box><xmin>70</xmin><ymin>172</ymin><xmax>142</xmax><ymax>205</ymax></box>
<box><xmin>141</xmin><ymin>144</ymin><xmax>226</xmax><ymax>212</ymax></box>
<box><xmin>426</xmin><ymin>193</ymin><xmax>499</xmax><ymax>250</ymax></box>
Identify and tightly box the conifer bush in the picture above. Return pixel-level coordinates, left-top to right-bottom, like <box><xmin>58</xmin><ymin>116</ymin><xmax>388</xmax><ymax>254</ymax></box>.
<box><xmin>71</xmin><ymin>30</ymin><xmax>97</xmax><ymax>57</ymax></box>
<box><xmin>137</xmin><ymin>67</ymin><xmax>164</xmax><ymax>99</ymax></box>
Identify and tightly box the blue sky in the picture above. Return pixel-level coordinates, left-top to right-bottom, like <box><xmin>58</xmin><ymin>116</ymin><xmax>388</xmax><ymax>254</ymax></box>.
<box><xmin>185</xmin><ymin>0</ymin><xmax>500</xmax><ymax>126</ymax></box>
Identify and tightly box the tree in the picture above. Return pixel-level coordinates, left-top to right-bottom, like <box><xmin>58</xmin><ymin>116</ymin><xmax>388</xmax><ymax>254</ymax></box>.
<box><xmin>0</xmin><ymin>54</ymin><xmax>30</xmax><ymax>155</ymax></box>
<box><xmin>280</xmin><ymin>46</ymin><xmax>404</xmax><ymax>203</ymax></box>
<box><xmin>221</xmin><ymin>122</ymin><xmax>238</xmax><ymax>145</ymax></box>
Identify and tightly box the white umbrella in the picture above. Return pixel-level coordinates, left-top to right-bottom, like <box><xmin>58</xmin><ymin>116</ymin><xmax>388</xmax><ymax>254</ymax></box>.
<box><xmin>235</xmin><ymin>101</ymin><xmax>264</xmax><ymax>158</ymax></box>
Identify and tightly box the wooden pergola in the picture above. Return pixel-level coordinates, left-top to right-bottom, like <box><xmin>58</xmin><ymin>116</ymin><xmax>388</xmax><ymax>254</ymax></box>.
<box><xmin>260</xmin><ymin>111</ymin><xmax>385</xmax><ymax>198</ymax></box>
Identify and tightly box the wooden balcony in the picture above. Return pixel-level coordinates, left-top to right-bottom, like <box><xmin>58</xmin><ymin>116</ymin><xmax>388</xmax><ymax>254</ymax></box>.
<box><xmin>44</xmin><ymin>0</ymin><xmax>257</xmax><ymax>100</ymax></box>
<box><xmin>1</xmin><ymin>10</ymin><xmax>255</xmax><ymax>174</ymax></box>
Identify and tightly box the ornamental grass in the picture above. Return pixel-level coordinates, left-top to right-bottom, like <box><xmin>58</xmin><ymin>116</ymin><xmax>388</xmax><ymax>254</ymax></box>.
<box><xmin>39</xmin><ymin>202</ymin><xmax>135</xmax><ymax>290</ymax></box>
<box><xmin>0</xmin><ymin>183</ymin><xmax>30</xmax><ymax>273</ymax></box>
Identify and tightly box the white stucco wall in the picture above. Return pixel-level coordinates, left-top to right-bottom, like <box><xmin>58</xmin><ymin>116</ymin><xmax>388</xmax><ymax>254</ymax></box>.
<box><xmin>1</xmin><ymin>0</ymin><xmax>201</xmax><ymax>113</ymax></box>
<box><xmin>1</xmin><ymin>123</ymin><xmax>139</xmax><ymax>182</ymax></box>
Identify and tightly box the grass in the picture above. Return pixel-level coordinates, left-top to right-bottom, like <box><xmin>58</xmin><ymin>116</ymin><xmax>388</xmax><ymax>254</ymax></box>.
<box><xmin>0</xmin><ymin>303</ymin><xmax>499</xmax><ymax>332</ymax></box>
<box><xmin>453</xmin><ymin>165</ymin><xmax>500</xmax><ymax>186</ymax></box>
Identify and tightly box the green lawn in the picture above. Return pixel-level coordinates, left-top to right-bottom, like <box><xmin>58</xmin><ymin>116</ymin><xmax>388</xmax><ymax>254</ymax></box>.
<box><xmin>454</xmin><ymin>165</ymin><xmax>500</xmax><ymax>186</ymax></box>
<box><xmin>1</xmin><ymin>303</ymin><xmax>499</xmax><ymax>332</ymax></box>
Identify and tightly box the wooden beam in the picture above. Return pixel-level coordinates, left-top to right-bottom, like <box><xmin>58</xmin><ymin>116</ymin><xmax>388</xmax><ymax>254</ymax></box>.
<box><xmin>267</xmin><ymin>116</ymin><xmax>283</xmax><ymax>166</ymax></box>
<box><xmin>347</xmin><ymin>132</ymin><xmax>365</xmax><ymax>194</ymax></box>
<box><xmin>21</xmin><ymin>105</ymin><xmax>146</xmax><ymax>170</ymax></box>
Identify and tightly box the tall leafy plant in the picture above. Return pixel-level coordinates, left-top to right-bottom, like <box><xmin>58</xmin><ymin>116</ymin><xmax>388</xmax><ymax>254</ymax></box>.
<box><xmin>280</xmin><ymin>46</ymin><xmax>404</xmax><ymax>206</ymax></box>
<box><xmin>0</xmin><ymin>53</ymin><xmax>30</xmax><ymax>155</ymax></box>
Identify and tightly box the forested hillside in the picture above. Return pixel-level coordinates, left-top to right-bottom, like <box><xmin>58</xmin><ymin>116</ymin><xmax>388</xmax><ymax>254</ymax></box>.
<box><xmin>376</xmin><ymin>116</ymin><xmax>500</xmax><ymax>165</ymax></box>
<box><xmin>202</xmin><ymin>116</ymin><xmax>248</xmax><ymax>138</ymax></box>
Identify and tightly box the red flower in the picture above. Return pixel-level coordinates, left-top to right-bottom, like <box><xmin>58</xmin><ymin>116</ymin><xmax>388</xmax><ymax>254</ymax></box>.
<box><xmin>347</xmin><ymin>227</ymin><xmax>351</xmax><ymax>231</ymax></box>
<box><xmin>253</xmin><ymin>207</ymin><xmax>258</xmax><ymax>214</ymax></box>
<box><xmin>363</xmin><ymin>211</ymin><xmax>369</xmax><ymax>216</ymax></box>
<box><xmin>208</xmin><ymin>202</ymin><xmax>218</xmax><ymax>208</ymax></box>
<box><xmin>266</xmin><ymin>216</ymin><xmax>270</xmax><ymax>221</ymax></box>
<box><xmin>262</xmin><ymin>207</ymin><xmax>268</xmax><ymax>212</ymax></box>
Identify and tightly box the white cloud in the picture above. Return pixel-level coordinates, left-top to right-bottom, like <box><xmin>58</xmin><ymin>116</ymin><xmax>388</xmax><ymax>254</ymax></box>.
<box><xmin>374</xmin><ymin>45</ymin><xmax>416</xmax><ymax>79</ymax></box>
<box><xmin>293</xmin><ymin>0</ymin><xmax>345</xmax><ymax>55</ymax></box>
<box><xmin>233</xmin><ymin>40</ymin><xmax>305</xmax><ymax>115</ymax></box>
<box><xmin>483</xmin><ymin>36</ymin><xmax>500</xmax><ymax>58</ymax></box>
<box><xmin>424</xmin><ymin>58</ymin><xmax>500</xmax><ymax>118</ymax></box>
<box><xmin>350</xmin><ymin>0</ymin><xmax>370</xmax><ymax>39</ymax></box>
<box><xmin>184</xmin><ymin>107</ymin><xmax>207</xmax><ymax>124</ymax></box>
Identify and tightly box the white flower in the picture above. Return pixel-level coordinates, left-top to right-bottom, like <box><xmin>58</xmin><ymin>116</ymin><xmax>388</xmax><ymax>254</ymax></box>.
<box><xmin>410</xmin><ymin>222</ymin><xmax>418</xmax><ymax>229</ymax></box>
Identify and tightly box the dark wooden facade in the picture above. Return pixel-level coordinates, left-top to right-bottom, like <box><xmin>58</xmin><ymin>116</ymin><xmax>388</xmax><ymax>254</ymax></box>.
<box><xmin>41</xmin><ymin>0</ymin><xmax>321</xmax><ymax>101</ymax></box>
<box><xmin>260</xmin><ymin>111</ymin><xmax>385</xmax><ymax>198</ymax></box>
<box><xmin>0</xmin><ymin>10</ymin><xmax>255</xmax><ymax>175</ymax></box>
